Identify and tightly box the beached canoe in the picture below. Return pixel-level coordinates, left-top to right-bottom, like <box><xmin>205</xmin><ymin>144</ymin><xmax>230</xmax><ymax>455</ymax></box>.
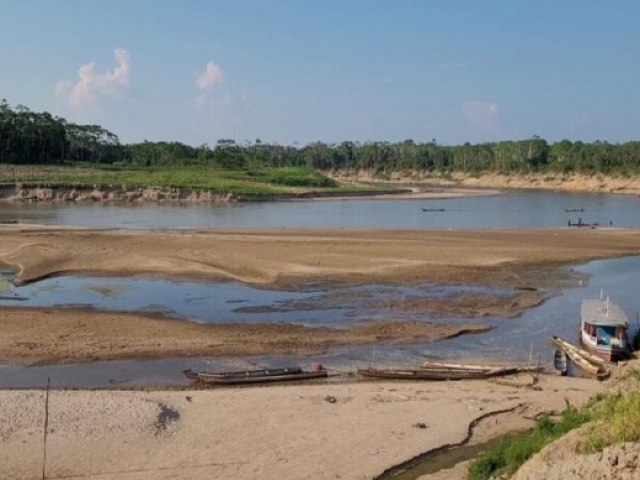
<box><xmin>421</xmin><ymin>361</ymin><xmax>508</xmax><ymax>372</ymax></box>
<box><xmin>421</xmin><ymin>361</ymin><xmax>542</xmax><ymax>375</ymax></box>
<box><xmin>357</xmin><ymin>366</ymin><xmax>519</xmax><ymax>381</ymax></box>
<box><xmin>183</xmin><ymin>367</ymin><xmax>328</xmax><ymax>385</ymax></box>
<box><xmin>550</xmin><ymin>337</ymin><xmax>609</xmax><ymax>380</ymax></box>
<box><xmin>551</xmin><ymin>336</ymin><xmax>609</xmax><ymax>366</ymax></box>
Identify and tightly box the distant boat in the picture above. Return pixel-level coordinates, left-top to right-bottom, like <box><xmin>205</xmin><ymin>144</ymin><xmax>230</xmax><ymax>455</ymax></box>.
<box><xmin>567</xmin><ymin>218</ymin><xmax>598</xmax><ymax>228</ymax></box>
<box><xmin>422</xmin><ymin>208</ymin><xmax>445</xmax><ymax>212</ymax></box>
<box><xmin>580</xmin><ymin>295</ymin><xmax>630</xmax><ymax>362</ymax></box>
<box><xmin>183</xmin><ymin>367</ymin><xmax>328</xmax><ymax>385</ymax></box>
<box><xmin>553</xmin><ymin>349</ymin><xmax>567</xmax><ymax>376</ymax></box>
<box><xmin>564</xmin><ymin>208</ymin><xmax>584</xmax><ymax>212</ymax></box>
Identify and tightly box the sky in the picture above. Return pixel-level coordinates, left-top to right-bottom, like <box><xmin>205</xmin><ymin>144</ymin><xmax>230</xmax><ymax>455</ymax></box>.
<box><xmin>1</xmin><ymin>0</ymin><xmax>639</xmax><ymax>146</ymax></box>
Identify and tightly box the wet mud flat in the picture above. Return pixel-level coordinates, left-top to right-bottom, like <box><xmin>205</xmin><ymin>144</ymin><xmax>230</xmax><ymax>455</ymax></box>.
<box><xmin>0</xmin><ymin>262</ymin><xmax>579</xmax><ymax>374</ymax></box>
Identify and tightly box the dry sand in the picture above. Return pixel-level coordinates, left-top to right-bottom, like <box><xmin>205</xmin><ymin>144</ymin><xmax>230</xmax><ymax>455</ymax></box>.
<box><xmin>0</xmin><ymin>306</ymin><xmax>488</xmax><ymax>365</ymax></box>
<box><xmin>0</xmin><ymin>375</ymin><xmax>603</xmax><ymax>480</ymax></box>
<box><xmin>2</xmin><ymin>225</ymin><xmax>640</xmax><ymax>288</ymax></box>
<box><xmin>334</xmin><ymin>170</ymin><xmax>640</xmax><ymax>196</ymax></box>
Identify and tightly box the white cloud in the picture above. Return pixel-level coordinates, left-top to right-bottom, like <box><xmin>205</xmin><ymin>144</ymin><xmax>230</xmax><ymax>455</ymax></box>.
<box><xmin>195</xmin><ymin>61</ymin><xmax>224</xmax><ymax>109</ymax></box>
<box><xmin>196</xmin><ymin>62</ymin><xmax>223</xmax><ymax>91</ymax></box>
<box><xmin>462</xmin><ymin>100</ymin><xmax>500</xmax><ymax>134</ymax></box>
<box><xmin>55</xmin><ymin>48</ymin><xmax>131</xmax><ymax>110</ymax></box>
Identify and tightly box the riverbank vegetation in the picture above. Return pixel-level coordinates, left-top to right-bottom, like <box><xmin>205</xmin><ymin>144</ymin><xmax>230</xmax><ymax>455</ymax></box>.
<box><xmin>2</xmin><ymin>101</ymin><xmax>640</xmax><ymax>177</ymax></box>
<box><xmin>0</xmin><ymin>164</ymin><xmax>349</xmax><ymax>195</ymax></box>
<box><xmin>469</xmin><ymin>370</ymin><xmax>640</xmax><ymax>480</ymax></box>
<box><xmin>468</xmin><ymin>408</ymin><xmax>590</xmax><ymax>480</ymax></box>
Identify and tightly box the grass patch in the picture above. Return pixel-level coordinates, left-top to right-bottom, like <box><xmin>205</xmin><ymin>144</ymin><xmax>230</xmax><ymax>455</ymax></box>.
<box><xmin>0</xmin><ymin>164</ymin><xmax>408</xmax><ymax>197</ymax></box>
<box><xmin>248</xmin><ymin>167</ymin><xmax>337</xmax><ymax>187</ymax></box>
<box><xmin>586</xmin><ymin>391</ymin><xmax>640</xmax><ymax>451</ymax></box>
<box><xmin>0</xmin><ymin>164</ymin><xmax>404</xmax><ymax>197</ymax></box>
<box><xmin>468</xmin><ymin>408</ymin><xmax>590</xmax><ymax>480</ymax></box>
<box><xmin>469</xmin><ymin>388</ymin><xmax>640</xmax><ymax>479</ymax></box>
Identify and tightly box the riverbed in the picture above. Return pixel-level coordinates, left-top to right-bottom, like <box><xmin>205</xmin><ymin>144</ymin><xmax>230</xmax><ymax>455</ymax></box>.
<box><xmin>0</xmin><ymin>255</ymin><xmax>638</xmax><ymax>388</ymax></box>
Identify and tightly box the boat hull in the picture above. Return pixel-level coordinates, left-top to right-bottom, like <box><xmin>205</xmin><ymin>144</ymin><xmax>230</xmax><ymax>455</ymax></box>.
<box><xmin>358</xmin><ymin>367</ymin><xmax>518</xmax><ymax>381</ymax></box>
<box><xmin>553</xmin><ymin>349</ymin><xmax>567</xmax><ymax>376</ymax></box>
<box><xmin>183</xmin><ymin>368</ymin><xmax>328</xmax><ymax>385</ymax></box>
<box><xmin>580</xmin><ymin>333</ymin><xmax>627</xmax><ymax>362</ymax></box>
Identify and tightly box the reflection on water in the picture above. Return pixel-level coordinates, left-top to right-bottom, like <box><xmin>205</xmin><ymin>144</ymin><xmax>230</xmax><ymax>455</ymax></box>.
<box><xmin>1</xmin><ymin>256</ymin><xmax>639</xmax><ymax>388</ymax></box>
<box><xmin>1</xmin><ymin>190</ymin><xmax>640</xmax><ymax>229</ymax></box>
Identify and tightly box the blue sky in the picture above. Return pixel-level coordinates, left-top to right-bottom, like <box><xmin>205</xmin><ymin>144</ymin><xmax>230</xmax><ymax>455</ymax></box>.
<box><xmin>1</xmin><ymin>0</ymin><xmax>639</xmax><ymax>145</ymax></box>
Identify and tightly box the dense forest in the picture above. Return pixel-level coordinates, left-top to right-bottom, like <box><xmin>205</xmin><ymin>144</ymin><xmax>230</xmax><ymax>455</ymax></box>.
<box><xmin>2</xmin><ymin>100</ymin><xmax>640</xmax><ymax>175</ymax></box>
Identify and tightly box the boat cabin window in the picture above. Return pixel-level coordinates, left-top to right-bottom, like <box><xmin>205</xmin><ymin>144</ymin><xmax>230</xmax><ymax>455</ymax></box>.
<box><xmin>595</xmin><ymin>326</ymin><xmax>615</xmax><ymax>345</ymax></box>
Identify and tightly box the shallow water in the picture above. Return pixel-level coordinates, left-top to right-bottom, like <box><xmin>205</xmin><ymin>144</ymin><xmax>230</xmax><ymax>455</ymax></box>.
<box><xmin>0</xmin><ymin>275</ymin><xmax>508</xmax><ymax>327</ymax></box>
<box><xmin>0</xmin><ymin>256</ymin><xmax>638</xmax><ymax>388</ymax></box>
<box><xmin>378</xmin><ymin>430</ymin><xmax>526</xmax><ymax>480</ymax></box>
<box><xmin>1</xmin><ymin>190</ymin><xmax>639</xmax><ymax>229</ymax></box>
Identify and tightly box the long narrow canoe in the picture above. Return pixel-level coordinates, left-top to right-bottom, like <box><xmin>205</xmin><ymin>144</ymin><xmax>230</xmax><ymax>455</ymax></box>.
<box><xmin>357</xmin><ymin>367</ymin><xmax>519</xmax><ymax>381</ymax></box>
<box><xmin>183</xmin><ymin>367</ymin><xmax>328</xmax><ymax>385</ymax></box>
<box><xmin>421</xmin><ymin>361</ymin><xmax>542</xmax><ymax>375</ymax></box>
<box><xmin>421</xmin><ymin>361</ymin><xmax>509</xmax><ymax>372</ymax></box>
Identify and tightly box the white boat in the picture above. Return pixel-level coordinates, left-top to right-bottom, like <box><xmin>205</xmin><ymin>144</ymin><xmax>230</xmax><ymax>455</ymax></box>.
<box><xmin>580</xmin><ymin>294</ymin><xmax>630</xmax><ymax>362</ymax></box>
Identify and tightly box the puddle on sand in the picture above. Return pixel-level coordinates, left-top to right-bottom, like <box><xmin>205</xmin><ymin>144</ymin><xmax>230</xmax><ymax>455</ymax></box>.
<box><xmin>0</xmin><ymin>274</ymin><xmax>509</xmax><ymax>327</ymax></box>
<box><xmin>377</xmin><ymin>431</ymin><xmax>527</xmax><ymax>480</ymax></box>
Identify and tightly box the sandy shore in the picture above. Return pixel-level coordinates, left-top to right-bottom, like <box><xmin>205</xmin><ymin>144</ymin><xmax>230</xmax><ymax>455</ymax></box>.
<box><xmin>2</xmin><ymin>226</ymin><xmax>640</xmax><ymax>288</ymax></box>
<box><xmin>306</xmin><ymin>186</ymin><xmax>501</xmax><ymax>201</ymax></box>
<box><xmin>0</xmin><ymin>306</ymin><xmax>488</xmax><ymax>365</ymax></box>
<box><xmin>0</xmin><ymin>375</ymin><xmax>603</xmax><ymax>480</ymax></box>
<box><xmin>334</xmin><ymin>171</ymin><xmax>640</xmax><ymax>196</ymax></box>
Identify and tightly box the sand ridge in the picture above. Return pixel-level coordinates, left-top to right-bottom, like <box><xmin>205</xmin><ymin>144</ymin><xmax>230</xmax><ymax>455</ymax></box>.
<box><xmin>0</xmin><ymin>306</ymin><xmax>489</xmax><ymax>365</ymax></box>
<box><xmin>2</xmin><ymin>226</ymin><xmax>640</xmax><ymax>287</ymax></box>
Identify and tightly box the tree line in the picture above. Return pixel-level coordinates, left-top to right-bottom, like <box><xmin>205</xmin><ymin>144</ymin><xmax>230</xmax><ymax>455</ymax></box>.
<box><xmin>2</xmin><ymin>100</ymin><xmax>640</xmax><ymax>175</ymax></box>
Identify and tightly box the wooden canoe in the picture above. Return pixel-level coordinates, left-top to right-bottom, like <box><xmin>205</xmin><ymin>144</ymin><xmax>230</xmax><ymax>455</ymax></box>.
<box><xmin>357</xmin><ymin>367</ymin><xmax>519</xmax><ymax>381</ymax></box>
<box><xmin>551</xmin><ymin>336</ymin><xmax>609</xmax><ymax>366</ymax></box>
<box><xmin>421</xmin><ymin>361</ymin><xmax>542</xmax><ymax>375</ymax></box>
<box><xmin>553</xmin><ymin>349</ymin><xmax>567</xmax><ymax>376</ymax></box>
<box><xmin>421</xmin><ymin>361</ymin><xmax>508</xmax><ymax>372</ymax></box>
<box><xmin>183</xmin><ymin>367</ymin><xmax>328</xmax><ymax>385</ymax></box>
<box><xmin>550</xmin><ymin>337</ymin><xmax>609</xmax><ymax>380</ymax></box>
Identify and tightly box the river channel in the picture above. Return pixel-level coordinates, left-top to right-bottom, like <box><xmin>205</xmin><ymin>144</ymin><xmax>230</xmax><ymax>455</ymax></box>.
<box><xmin>1</xmin><ymin>189</ymin><xmax>640</xmax><ymax>229</ymax></box>
<box><xmin>1</xmin><ymin>189</ymin><xmax>640</xmax><ymax>387</ymax></box>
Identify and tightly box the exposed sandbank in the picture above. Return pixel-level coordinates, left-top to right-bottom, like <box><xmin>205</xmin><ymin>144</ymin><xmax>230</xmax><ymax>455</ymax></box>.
<box><xmin>0</xmin><ymin>306</ymin><xmax>489</xmax><ymax>365</ymax></box>
<box><xmin>2</xmin><ymin>225</ymin><xmax>640</xmax><ymax>288</ymax></box>
<box><xmin>332</xmin><ymin>170</ymin><xmax>640</xmax><ymax>196</ymax></box>
<box><xmin>2</xmin><ymin>226</ymin><xmax>640</xmax><ymax>364</ymax></box>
